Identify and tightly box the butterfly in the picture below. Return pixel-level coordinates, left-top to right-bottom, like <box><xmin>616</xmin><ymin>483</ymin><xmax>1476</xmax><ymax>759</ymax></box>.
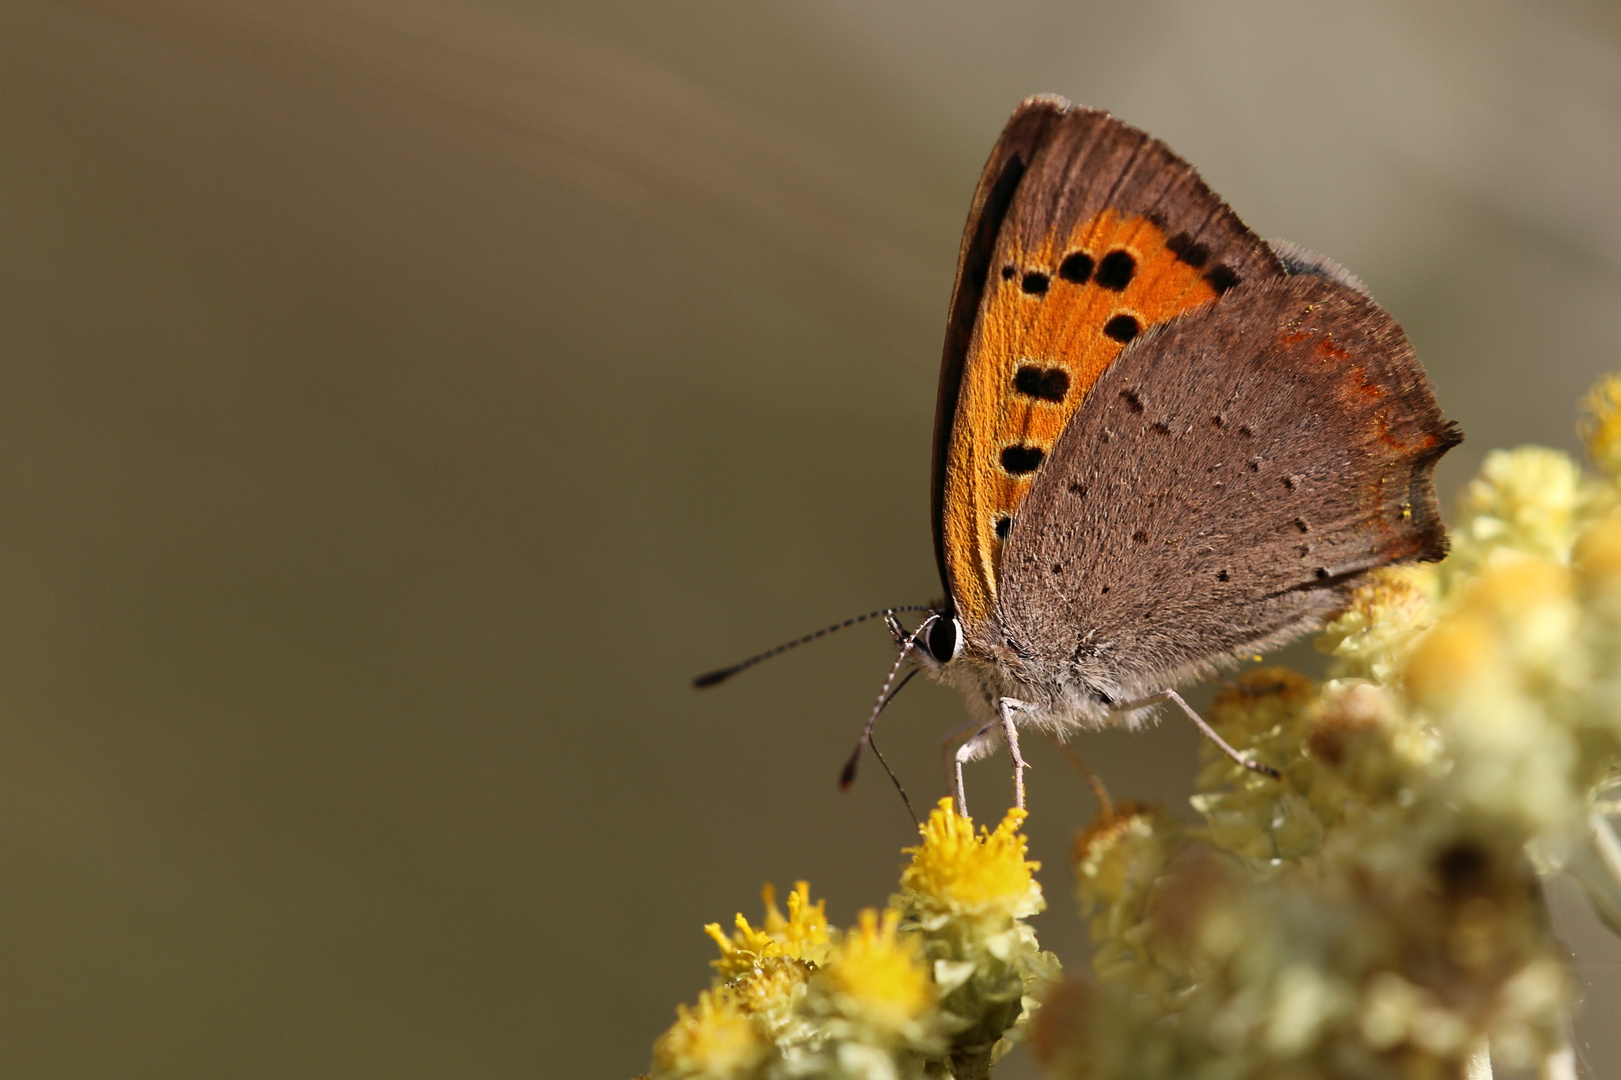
<box><xmin>701</xmin><ymin>95</ymin><xmax>1459</xmax><ymax>817</ymax></box>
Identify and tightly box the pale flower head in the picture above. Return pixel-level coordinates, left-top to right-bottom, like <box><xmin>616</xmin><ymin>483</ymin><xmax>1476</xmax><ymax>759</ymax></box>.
<box><xmin>1316</xmin><ymin>564</ymin><xmax>1439</xmax><ymax>684</ymax></box>
<box><xmin>1452</xmin><ymin>446</ymin><xmax>1585</xmax><ymax>572</ymax></box>
<box><xmin>651</xmin><ymin>989</ymin><xmax>769</xmax><ymax>1080</ymax></box>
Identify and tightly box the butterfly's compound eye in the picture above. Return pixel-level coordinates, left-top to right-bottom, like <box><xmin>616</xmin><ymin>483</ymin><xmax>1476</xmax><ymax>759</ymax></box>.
<box><xmin>925</xmin><ymin>615</ymin><xmax>963</xmax><ymax>664</ymax></box>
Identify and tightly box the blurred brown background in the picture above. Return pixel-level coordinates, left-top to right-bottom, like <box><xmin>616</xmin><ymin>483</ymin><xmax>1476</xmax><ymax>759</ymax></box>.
<box><xmin>4</xmin><ymin>1</ymin><xmax>1621</xmax><ymax>1077</ymax></box>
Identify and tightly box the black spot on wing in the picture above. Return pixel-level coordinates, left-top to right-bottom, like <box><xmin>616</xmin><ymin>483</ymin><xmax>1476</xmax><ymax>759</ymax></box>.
<box><xmin>1000</xmin><ymin>445</ymin><xmax>1046</xmax><ymax>475</ymax></box>
<box><xmin>1096</xmin><ymin>251</ymin><xmax>1136</xmax><ymax>290</ymax></box>
<box><xmin>1021</xmin><ymin>271</ymin><xmax>1050</xmax><ymax>295</ymax></box>
<box><xmin>1206</xmin><ymin>264</ymin><xmax>1241</xmax><ymax>294</ymax></box>
<box><xmin>1103</xmin><ymin>314</ymin><xmax>1141</xmax><ymax>342</ymax></box>
<box><xmin>1013</xmin><ymin>365</ymin><xmax>1070</xmax><ymax>403</ymax></box>
<box><xmin>1058</xmin><ymin>251</ymin><xmax>1094</xmax><ymax>284</ymax></box>
<box><xmin>1166</xmin><ymin>232</ymin><xmax>1210</xmax><ymax>268</ymax></box>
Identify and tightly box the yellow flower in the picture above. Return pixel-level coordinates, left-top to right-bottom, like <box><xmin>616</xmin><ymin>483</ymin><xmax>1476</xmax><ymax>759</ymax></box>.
<box><xmin>705</xmin><ymin>881</ymin><xmax>832</xmax><ymax>979</ymax></box>
<box><xmin>651</xmin><ymin>989</ymin><xmax>767</xmax><ymax>1080</ymax></box>
<box><xmin>705</xmin><ymin>916</ymin><xmax>778</xmax><ymax>981</ymax></box>
<box><xmin>1581</xmin><ymin>372</ymin><xmax>1621</xmax><ymax>477</ymax></box>
<box><xmin>819</xmin><ymin>908</ymin><xmax>934</xmax><ymax>1032</ymax></box>
<box><xmin>900</xmin><ymin>798</ymin><xmax>1041</xmax><ymax>917</ymax></box>
<box><xmin>761</xmin><ymin>881</ymin><xmax>832</xmax><ymax>964</ymax></box>
<box><xmin>726</xmin><ymin>958</ymin><xmax>815</xmax><ymax>1049</ymax></box>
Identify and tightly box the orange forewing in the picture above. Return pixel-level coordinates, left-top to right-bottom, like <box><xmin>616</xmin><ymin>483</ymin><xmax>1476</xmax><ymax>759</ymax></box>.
<box><xmin>942</xmin><ymin>210</ymin><xmax>1220</xmax><ymax>626</ymax></box>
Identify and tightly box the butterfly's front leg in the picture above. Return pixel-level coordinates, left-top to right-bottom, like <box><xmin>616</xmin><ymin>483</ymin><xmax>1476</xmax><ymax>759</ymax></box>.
<box><xmin>948</xmin><ymin>700</ymin><xmax>1035</xmax><ymax>817</ymax></box>
<box><xmin>997</xmin><ymin>698</ymin><xmax>1032</xmax><ymax>811</ymax></box>
<box><xmin>941</xmin><ymin>716</ymin><xmax>988</xmax><ymax>817</ymax></box>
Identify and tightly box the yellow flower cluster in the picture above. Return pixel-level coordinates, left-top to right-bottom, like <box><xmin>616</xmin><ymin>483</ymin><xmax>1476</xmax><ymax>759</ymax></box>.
<box><xmin>649</xmin><ymin>802</ymin><xmax>1056</xmax><ymax>1080</ymax></box>
<box><xmin>894</xmin><ymin>800</ymin><xmax>1059</xmax><ymax>1078</ymax></box>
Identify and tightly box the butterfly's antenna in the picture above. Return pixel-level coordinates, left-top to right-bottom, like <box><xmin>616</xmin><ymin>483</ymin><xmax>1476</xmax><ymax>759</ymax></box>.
<box><xmin>867</xmin><ymin>728</ymin><xmax>919</xmax><ymax>829</ymax></box>
<box><xmin>693</xmin><ymin>605</ymin><xmax>933</xmax><ymax>688</ymax></box>
<box><xmin>881</xmin><ymin>668</ymin><xmax>920</xmax><ymax>714</ymax></box>
<box><xmin>869</xmin><ymin>668</ymin><xmax>921</xmax><ymax>825</ymax></box>
<box><xmin>840</xmin><ymin>615</ymin><xmax>938</xmax><ymax>793</ymax></box>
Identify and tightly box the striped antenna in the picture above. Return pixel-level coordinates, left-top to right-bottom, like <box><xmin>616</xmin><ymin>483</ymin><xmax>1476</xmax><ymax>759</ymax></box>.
<box><xmin>693</xmin><ymin>605</ymin><xmax>933</xmax><ymax>688</ymax></box>
<box><xmin>839</xmin><ymin>613</ymin><xmax>939</xmax><ymax>792</ymax></box>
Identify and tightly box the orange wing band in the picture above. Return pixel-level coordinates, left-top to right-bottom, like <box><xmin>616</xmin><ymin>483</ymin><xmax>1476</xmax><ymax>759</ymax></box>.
<box><xmin>942</xmin><ymin>210</ymin><xmax>1220</xmax><ymax>627</ymax></box>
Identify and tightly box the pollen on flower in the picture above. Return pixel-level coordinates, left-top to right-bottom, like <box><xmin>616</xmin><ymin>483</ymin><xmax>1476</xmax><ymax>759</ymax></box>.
<box><xmin>1207</xmin><ymin>667</ymin><xmax>1314</xmax><ymax>749</ymax></box>
<box><xmin>705</xmin><ymin>881</ymin><xmax>832</xmax><ymax>979</ymax></box>
<box><xmin>1407</xmin><ymin>556</ymin><xmax>1576</xmax><ymax>712</ymax></box>
<box><xmin>821</xmin><ymin>908</ymin><xmax>933</xmax><ymax>1027</ymax></box>
<box><xmin>762</xmin><ymin>881</ymin><xmax>832</xmax><ymax>963</ymax></box>
<box><xmin>1403</xmin><ymin>612</ymin><xmax>1498</xmax><ymax>708</ymax></box>
<box><xmin>1072</xmin><ymin>802</ymin><xmax>1162</xmax><ymax>881</ymax></box>
<box><xmin>900</xmin><ymin>797</ymin><xmax>1041</xmax><ymax>916</ymax></box>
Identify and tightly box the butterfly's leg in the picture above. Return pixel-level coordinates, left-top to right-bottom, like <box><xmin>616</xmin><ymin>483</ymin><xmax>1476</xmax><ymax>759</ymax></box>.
<box><xmin>997</xmin><ymin>698</ymin><xmax>1032</xmax><ymax>810</ymax></box>
<box><xmin>943</xmin><ymin>717</ymin><xmax>995</xmax><ymax>817</ymax></box>
<box><xmin>1118</xmin><ymin>689</ymin><xmax>1279</xmax><ymax>779</ymax></box>
<box><xmin>1037</xmin><ymin>728</ymin><xmax>1113</xmax><ymax>820</ymax></box>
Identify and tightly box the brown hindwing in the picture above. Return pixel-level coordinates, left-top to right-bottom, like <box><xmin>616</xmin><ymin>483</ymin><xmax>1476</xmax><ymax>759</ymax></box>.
<box><xmin>932</xmin><ymin>96</ymin><xmax>1284</xmax><ymax>628</ymax></box>
<box><xmin>998</xmin><ymin>274</ymin><xmax>1460</xmax><ymax>697</ymax></box>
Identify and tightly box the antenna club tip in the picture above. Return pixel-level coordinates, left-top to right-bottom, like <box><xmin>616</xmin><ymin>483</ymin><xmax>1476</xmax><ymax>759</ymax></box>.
<box><xmin>839</xmin><ymin>758</ymin><xmax>859</xmax><ymax>790</ymax></box>
<box><xmin>692</xmin><ymin>669</ymin><xmax>730</xmax><ymax>689</ymax></box>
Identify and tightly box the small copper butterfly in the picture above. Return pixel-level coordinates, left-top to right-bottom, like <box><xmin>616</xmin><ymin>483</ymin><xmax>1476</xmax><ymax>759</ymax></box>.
<box><xmin>699</xmin><ymin>95</ymin><xmax>1459</xmax><ymax>816</ymax></box>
